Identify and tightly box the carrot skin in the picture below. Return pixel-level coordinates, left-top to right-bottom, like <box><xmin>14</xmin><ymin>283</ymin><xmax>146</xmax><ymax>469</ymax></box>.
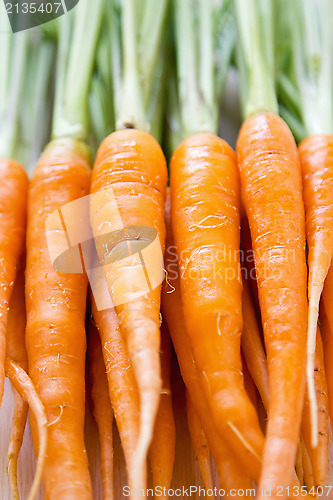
<box><xmin>0</xmin><ymin>159</ymin><xmax>28</xmax><ymax>405</ymax></box>
<box><xmin>170</xmin><ymin>133</ymin><xmax>264</xmax><ymax>479</ymax></box>
<box><xmin>299</xmin><ymin>134</ymin><xmax>333</xmax><ymax>448</ymax></box>
<box><xmin>25</xmin><ymin>139</ymin><xmax>92</xmax><ymax>499</ymax></box>
<box><xmin>320</xmin><ymin>263</ymin><xmax>333</xmax><ymax>432</ymax></box>
<box><xmin>91</xmin><ymin>299</ymin><xmax>141</xmax><ymax>490</ymax></box>
<box><xmin>301</xmin><ymin>329</ymin><xmax>329</xmax><ymax>488</ymax></box>
<box><xmin>88</xmin><ymin>320</ymin><xmax>114</xmax><ymax>500</ymax></box>
<box><xmin>6</xmin><ymin>262</ymin><xmax>28</xmax><ymax>499</ymax></box>
<box><xmin>241</xmin><ymin>278</ymin><xmax>269</xmax><ymax>411</ymax></box>
<box><xmin>237</xmin><ymin>112</ymin><xmax>308</xmax><ymax>497</ymax></box>
<box><xmin>186</xmin><ymin>391</ymin><xmax>214</xmax><ymax>492</ymax></box>
<box><xmin>148</xmin><ymin>323</ymin><xmax>175</xmax><ymax>499</ymax></box>
<box><xmin>162</xmin><ymin>188</ymin><xmax>253</xmax><ymax>493</ymax></box>
<box><xmin>91</xmin><ymin>129</ymin><xmax>167</xmax><ymax>488</ymax></box>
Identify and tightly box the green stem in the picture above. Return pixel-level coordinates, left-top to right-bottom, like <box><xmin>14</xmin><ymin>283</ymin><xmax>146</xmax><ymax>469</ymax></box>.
<box><xmin>234</xmin><ymin>0</ymin><xmax>278</xmax><ymax>118</ymax></box>
<box><xmin>175</xmin><ymin>0</ymin><xmax>215</xmax><ymax>138</ymax></box>
<box><xmin>109</xmin><ymin>1</ymin><xmax>122</xmax><ymax>128</ymax></box>
<box><xmin>139</xmin><ymin>0</ymin><xmax>169</xmax><ymax>107</ymax></box>
<box><xmin>117</xmin><ymin>0</ymin><xmax>146</xmax><ymax>130</ymax></box>
<box><xmin>292</xmin><ymin>0</ymin><xmax>333</xmax><ymax>135</ymax></box>
<box><xmin>215</xmin><ymin>0</ymin><xmax>236</xmax><ymax>101</ymax></box>
<box><xmin>0</xmin><ymin>32</ymin><xmax>28</xmax><ymax>159</ymax></box>
<box><xmin>52</xmin><ymin>0</ymin><xmax>104</xmax><ymax>141</ymax></box>
<box><xmin>22</xmin><ymin>37</ymin><xmax>54</xmax><ymax>174</ymax></box>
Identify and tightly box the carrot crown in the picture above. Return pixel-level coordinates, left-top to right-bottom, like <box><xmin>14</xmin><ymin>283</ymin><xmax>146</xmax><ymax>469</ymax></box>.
<box><xmin>52</xmin><ymin>0</ymin><xmax>104</xmax><ymax>143</ymax></box>
<box><xmin>278</xmin><ymin>0</ymin><xmax>333</xmax><ymax>139</ymax></box>
<box><xmin>234</xmin><ymin>0</ymin><xmax>278</xmax><ymax>119</ymax></box>
<box><xmin>173</xmin><ymin>0</ymin><xmax>235</xmax><ymax>140</ymax></box>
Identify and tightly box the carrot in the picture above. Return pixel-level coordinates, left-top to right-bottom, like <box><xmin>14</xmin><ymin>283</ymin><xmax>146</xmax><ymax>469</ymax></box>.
<box><xmin>320</xmin><ymin>263</ymin><xmax>333</xmax><ymax>428</ymax></box>
<box><xmin>301</xmin><ymin>329</ymin><xmax>329</xmax><ymax>488</ymax></box>
<box><xmin>276</xmin><ymin>0</ymin><xmax>333</xmax><ymax>450</ymax></box>
<box><xmin>170</xmin><ymin>133</ymin><xmax>265</xmax><ymax>479</ymax></box>
<box><xmin>242</xmin><ymin>355</ymin><xmax>259</xmax><ymax>412</ymax></box>
<box><xmin>148</xmin><ymin>323</ymin><xmax>175</xmax><ymax>499</ymax></box>
<box><xmin>89</xmin><ymin>0</ymin><xmax>169</xmax><ymax>488</ymax></box>
<box><xmin>236</xmin><ymin>109</ymin><xmax>308</xmax><ymax>495</ymax></box>
<box><xmin>25</xmin><ymin>139</ymin><xmax>93</xmax><ymax>500</ymax></box>
<box><xmin>90</xmin><ymin>128</ymin><xmax>167</xmax><ymax>487</ymax></box>
<box><xmin>186</xmin><ymin>391</ymin><xmax>214</xmax><ymax>492</ymax></box>
<box><xmin>5</xmin><ymin>359</ymin><xmax>47</xmax><ymax>500</ymax></box>
<box><xmin>0</xmin><ymin>159</ymin><xmax>28</xmax><ymax>405</ymax></box>
<box><xmin>88</xmin><ymin>319</ymin><xmax>113</xmax><ymax>500</ymax></box>
<box><xmin>300</xmin><ymin>438</ymin><xmax>315</xmax><ymax>491</ymax></box>
<box><xmin>162</xmin><ymin>188</ymin><xmax>253</xmax><ymax>492</ymax></box>
<box><xmin>91</xmin><ymin>298</ymin><xmax>140</xmax><ymax>489</ymax></box>
<box><xmin>25</xmin><ymin>2</ymin><xmax>103</xmax><ymax>497</ymax></box>
<box><xmin>5</xmin><ymin>262</ymin><xmax>29</xmax><ymax>499</ymax></box>
<box><xmin>295</xmin><ymin>442</ymin><xmax>303</xmax><ymax>487</ymax></box>
<box><xmin>298</xmin><ymin>136</ymin><xmax>333</xmax><ymax>447</ymax></box>
<box><xmin>241</xmin><ymin>278</ymin><xmax>269</xmax><ymax>411</ymax></box>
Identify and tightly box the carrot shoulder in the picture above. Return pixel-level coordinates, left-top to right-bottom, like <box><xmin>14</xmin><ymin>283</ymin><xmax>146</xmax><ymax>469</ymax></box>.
<box><xmin>88</xmin><ymin>320</ymin><xmax>114</xmax><ymax>500</ymax></box>
<box><xmin>90</xmin><ymin>128</ymin><xmax>167</xmax><ymax>487</ymax></box>
<box><xmin>170</xmin><ymin>133</ymin><xmax>264</xmax><ymax>480</ymax></box>
<box><xmin>236</xmin><ymin>111</ymin><xmax>308</xmax><ymax>496</ymax></box>
<box><xmin>25</xmin><ymin>139</ymin><xmax>92</xmax><ymax>499</ymax></box>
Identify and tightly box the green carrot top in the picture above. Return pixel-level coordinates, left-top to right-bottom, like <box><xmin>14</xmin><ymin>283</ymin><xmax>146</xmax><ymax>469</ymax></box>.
<box><xmin>234</xmin><ymin>0</ymin><xmax>278</xmax><ymax>119</ymax></box>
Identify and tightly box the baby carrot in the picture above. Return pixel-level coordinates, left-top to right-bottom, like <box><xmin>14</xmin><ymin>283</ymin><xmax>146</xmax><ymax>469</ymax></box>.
<box><xmin>88</xmin><ymin>320</ymin><xmax>114</xmax><ymax>500</ymax></box>
<box><xmin>162</xmin><ymin>189</ymin><xmax>253</xmax><ymax>492</ymax></box>
<box><xmin>171</xmin><ymin>133</ymin><xmax>265</xmax><ymax>479</ymax></box>
<box><xmin>91</xmin><ymin>128</ymin><xmax>167</xmax><ymax>487</ymax></box>
<box><xmin>237</xmin><ymin>111</ymin><xmax>308</xmax><ymax>496</ymax></box>
<box><xmin>320</xmin><ymin>263</ymin><xmax>333</xmax><ymax>430</ymax></box>
<box><xmin>0</xmin><ymin>160</ymin><xmax>28</xmax><ymax>405</ymax></box>
<box><xmin>301</xmin><ymin>329</ymin><xmax>329</xmax><ymax>488</ymax></box>
<box><xmin>148</xmin><ymin>323</ymin><xmax>175</xmax><ymax>499</ymax></box>
<box><xmin>298</xmin><ymin>135</ymin><xmax>333</xmax><ymax>447</ymax></box>
<box><xmin>5</xmin><ymin>262</ymin><xmax>28</xmax><ymax>499</ymax></box>
<box><xmin>25</xmin><ymin>139</ymin><xmax>93</xmax><ymax>499</ymax></box>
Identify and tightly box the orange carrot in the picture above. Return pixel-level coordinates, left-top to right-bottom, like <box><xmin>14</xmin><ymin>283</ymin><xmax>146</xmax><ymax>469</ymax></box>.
<box><xmin>91</xmin><ymin>298</ymin><xmax>140</xmax><ymax>489</ymax></box>
<box><xmin>186</xmin><ymin>391</ymin><xmax>214</xmax><ymax>492</ymax></box>
<box><xmin>5</xmin><ymin>358</ymin><xmax>48</xmax><ymax>500</ymax></box>
<box><xmin>162</xmin><ymin>188</ymin><xmax>253</xmax><ymax>492</ymax></box>
<box><xmin>5</xmin><ymin>262</ymin><xmax>29</xmax><ymax>499</ymax></box>
<box><xmin>90</xmin><ymin>129</ymin><xmax>167</xmax><ymax>487</ymax></box>
<box><xmin>241</xmin><ymin>278</ymin><xmax>269</xmax><ymax>411</ymax></box>
<box><xmin>0</xmin><ymin>159</ymin><xmax>28</xmax><ymax>405</ymax></box>
<box><xmin>25</xmin><ymin>139</ymin><xmax>93</xmax><ymax>499</ymax></box>
<box><xmin>300</xmin><ymin>438</ymin><xmax>315</xmax><ymax>491</ymax></box>
<box><xmin>148</xmin><ymin>323</ymin><xmax>175</xmax><ymax>499</ymax></box>
<box><xmin>242</xmin><ymin>355</ymin><xmax>259</xmax><ymax>412</ymax></box>
<box><xmin>301</xmin><ymin>329</ymin><xmax>329</xmax><ymax>488</ymax></box>
<box><xmin>88</xmin><ymin>319</ymin><xmax>113</xmax><ymax>500</ymax></box>
<box><xmin>320</xmin><ymin>263</ymin><xmax>333</xmax><ymax>429</ymax></box>
<box><xmin>298</xmin><ymin>135</ymin><xmax>333</xmax><ymax>447</ymax></box>
<box><xmin>237</xmin><ymin>111</ymin><xmax>308</xmax><ymax>496</ymax></box>
<box><xmin>295</xmin><ymin>442</ymin><xmax>303</xmax><ymax>487</ymax></box>
<box><xmin>170</xmin><ymin>133</ymin><xmax>265</xmax><ymax>479</ymax></box>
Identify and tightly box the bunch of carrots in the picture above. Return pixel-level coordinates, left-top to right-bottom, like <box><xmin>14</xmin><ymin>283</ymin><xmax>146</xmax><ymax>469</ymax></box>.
<box><xmin>1</xmin><ymin>0</ymin><xmax>333</xmax><ymax>499</ymax></box>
